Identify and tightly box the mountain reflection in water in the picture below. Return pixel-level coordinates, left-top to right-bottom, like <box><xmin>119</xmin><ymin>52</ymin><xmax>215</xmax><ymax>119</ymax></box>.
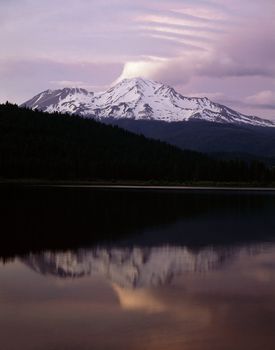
<box><xmin>23</xmin><ymin>245</ymin><xmax>246</xmax><ymax>287</ymax></box>
<box><xmin>1</xmin><ymin>187</ymin><xmax>275</xmax><ymax>350</ymax></box>
<box><xmin>1</xmin><ymin>242</ymin><xmax>275</xmax><ymax>350</ymax></box>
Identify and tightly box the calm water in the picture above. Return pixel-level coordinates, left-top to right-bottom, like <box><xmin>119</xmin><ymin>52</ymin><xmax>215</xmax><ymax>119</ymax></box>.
<box><xmin>1</xmin><ymin>186</ymin><xmax>275</xmax><ymax>350</ymax></box>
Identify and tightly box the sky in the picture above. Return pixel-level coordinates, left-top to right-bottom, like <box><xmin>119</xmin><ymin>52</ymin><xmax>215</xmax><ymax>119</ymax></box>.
<box><xmin>1</xmin><ymin>0</ymin><xmax>275</xmax><ymax>118</ymax></box>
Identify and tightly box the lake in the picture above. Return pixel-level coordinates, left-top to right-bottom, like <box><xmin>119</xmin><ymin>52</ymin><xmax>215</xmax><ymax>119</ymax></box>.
<box><xmin>1</xmin><ymin>185</ymin><xmax>275</xmax><ymax>350</ymax></box>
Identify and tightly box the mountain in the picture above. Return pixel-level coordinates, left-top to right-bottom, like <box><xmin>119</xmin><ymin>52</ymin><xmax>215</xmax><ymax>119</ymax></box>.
<box><xmin>103</xmin><ymin>118</ymin><xmax>275</xmax><ymax>158</ymax></box>
<box><xmin>21</xmin><ymin>78</ymin><xmax>275</xmax><ymax>159</ymax></box>
<box><xmin>22</xmin><ymin>78</ymin><xmax>275</xmax><ymax>128</ymax></box>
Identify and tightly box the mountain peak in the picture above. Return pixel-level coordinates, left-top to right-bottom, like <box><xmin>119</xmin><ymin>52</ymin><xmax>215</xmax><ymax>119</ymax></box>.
<box><xmin>118</xmin><ymin>77</ymin><xmax>158</xmax><ymax>87</ymax></box>
<box><xmin>106</xmin><ymin>77</ymin><xmax>161</xmax><ymax>99</ymax></box>
<box><xmin>21</xmin><ymin>78</ymin><xmax>275</xmax><ymax>127</ymax></box>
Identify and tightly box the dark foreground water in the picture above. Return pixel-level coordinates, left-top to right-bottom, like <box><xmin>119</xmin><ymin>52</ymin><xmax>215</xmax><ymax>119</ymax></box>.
<box><xmin>1</xmin><ymin>186</ymin><xmax>275</xmax><ymax>350</ymax></box>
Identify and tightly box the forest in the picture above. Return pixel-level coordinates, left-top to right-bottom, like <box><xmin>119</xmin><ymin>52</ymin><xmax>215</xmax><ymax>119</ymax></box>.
<box><xmin>0</xmin><ymin>103</ymin><xmax>274</xmax><ymax>184</ymax></box>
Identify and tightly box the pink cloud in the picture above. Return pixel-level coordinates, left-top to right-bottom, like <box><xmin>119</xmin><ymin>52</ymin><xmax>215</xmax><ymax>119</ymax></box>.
<box><xmin>0</xmin><ymin>0</ymin><xmax>274</xmax><ymax>121</ymax></box>
<box><xmin>246</xmin><ymin>91</ymin><xmax>275</xmax><ymax>109</ymax></box>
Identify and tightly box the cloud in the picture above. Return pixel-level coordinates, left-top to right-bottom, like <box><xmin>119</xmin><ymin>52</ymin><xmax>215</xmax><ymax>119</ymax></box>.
<box><xmin>116</xmin><ymin>0</ymin><xmax>275</xmax><ymax>89</ymax></box>
<box><xmin>1</xmin><ymin>0</ymin><xmax>275</xmax><ymax>117</ymax></box>
<box><xmin>49</xmin><ymin>80</ymin><xmax>109</xmax><ymax>91</ymax></box>
<box><xmin>0</xmin><ymin>58</ymin><xmax>122</xmax><ymax>103</ymax></box>
<box><xmin>115</xmin><ymin>60</ymin><xmax>167</xmax><ymax>83</ymax></box>
<box><xmin>245</xmin><ymin>91</ymin><xmax>275</xmax><ymax>110</ymax></box>
<box><xmin>117</xmin><ymin>47</ymin><xmax>275</xmax><ymax>88</ymax></box>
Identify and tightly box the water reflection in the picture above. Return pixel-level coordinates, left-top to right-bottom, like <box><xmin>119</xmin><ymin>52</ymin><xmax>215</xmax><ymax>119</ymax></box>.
<box><xmin>1</xmin><ymin>187</ymin><xmax>275</xmax><ymax>349</ymax></box>
<box><xmin>2</xmin><ymin>186</ymin><xmax>275</xmax><ymax>257</ymax></box>
<box><xmin>23</xmin><ymin>246</ymin><xmax>241</xmax><ymax>287</ymax></box>
<box><xmin>20</xmin><ymin>244</ymin><xmax>274</xmax><ymax>316</ymax></box>
<box><xmin>1</xmin><ymin>243</ymin><xmax>275</xmax><ymax>350</ymax></box>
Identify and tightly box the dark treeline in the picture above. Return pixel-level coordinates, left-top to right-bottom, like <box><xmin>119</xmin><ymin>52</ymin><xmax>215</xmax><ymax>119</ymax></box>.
<box><xmin>0</xmin><ymin>103</ymin><xmax>274</xmax><ymax>183</ymax></box>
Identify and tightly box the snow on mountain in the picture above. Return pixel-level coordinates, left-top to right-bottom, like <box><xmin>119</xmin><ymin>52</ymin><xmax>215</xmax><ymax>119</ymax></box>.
<box><xmin>21</xmin><ymin>78</ymin><xmax>275</xmax><ymax>127</ymax></box>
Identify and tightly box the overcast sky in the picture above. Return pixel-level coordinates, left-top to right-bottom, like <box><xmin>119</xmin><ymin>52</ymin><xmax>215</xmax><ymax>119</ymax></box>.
<box><xmin>1</xmin><ymin>0</ymin><xmax>275</xmax><ymax>118</ymax></box>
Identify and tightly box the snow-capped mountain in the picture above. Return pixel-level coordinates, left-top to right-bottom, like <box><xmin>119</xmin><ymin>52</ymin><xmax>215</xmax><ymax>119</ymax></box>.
<box><xmin>21</xmin><ymin>78</ymin><xmax>275</xmax><ymax>127</ymax></box>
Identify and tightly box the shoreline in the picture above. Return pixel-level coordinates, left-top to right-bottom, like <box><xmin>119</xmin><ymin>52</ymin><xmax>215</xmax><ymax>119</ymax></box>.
<box><xmin>1</xmin><ymin>179</ymin><xmax>275</xmax><ymax>191</ymax></box>
<box><xmin>49</xmin><ymin>185</ymin><xmax>275</xmax><ymax>192</ymax></box>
